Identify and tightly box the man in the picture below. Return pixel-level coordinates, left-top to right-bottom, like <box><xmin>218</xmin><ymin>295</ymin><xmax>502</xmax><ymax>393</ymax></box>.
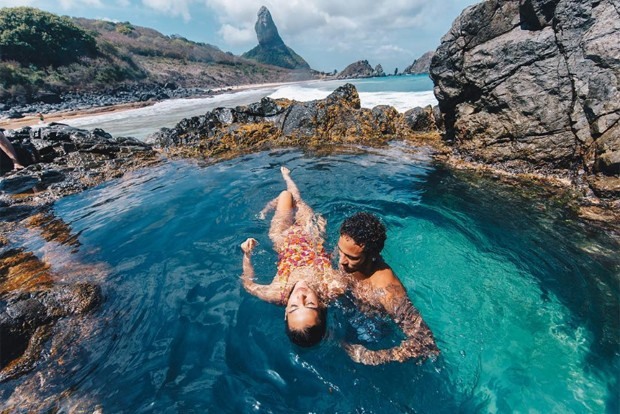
<box><xmin>338</xmin><ymin>212</ymin><xmax>439</xmax><ymax>365</ymax></box>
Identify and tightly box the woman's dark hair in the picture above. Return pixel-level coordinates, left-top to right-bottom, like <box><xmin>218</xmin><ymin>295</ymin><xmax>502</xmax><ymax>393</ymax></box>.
<box><xmin>285</xmin><ymin>307</ymin><xmax>327</xmax><ymax>348</ymax></box>
<box><xmin>339</xmin><ymin>212</ymin><xmax>386</xmax><ymax>257</ymax></box>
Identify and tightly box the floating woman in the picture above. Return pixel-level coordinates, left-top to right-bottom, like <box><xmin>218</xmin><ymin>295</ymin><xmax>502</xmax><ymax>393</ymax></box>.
<box><xmin>240</xmin><ymin>166</ymin><xmax>345</xmax><ymax>347</ymax></box>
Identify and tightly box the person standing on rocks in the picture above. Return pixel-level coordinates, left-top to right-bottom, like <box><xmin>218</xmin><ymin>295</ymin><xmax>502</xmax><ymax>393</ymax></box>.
<box><xmin>0</xmin><ymin>129</ymin><xmax>24</xmax><ymax>170</ymax></box>
<box><xmin>337</xmin><ymin>212</ymin><xmax>439</xmax><ymax>365</ymax></box>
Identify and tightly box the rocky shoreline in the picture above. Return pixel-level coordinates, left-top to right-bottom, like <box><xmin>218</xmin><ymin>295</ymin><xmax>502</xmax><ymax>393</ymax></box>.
<box><xmin>0</xmin><ymin>82</ymin><xmax>233</xmax><ymax>122</ymax></box>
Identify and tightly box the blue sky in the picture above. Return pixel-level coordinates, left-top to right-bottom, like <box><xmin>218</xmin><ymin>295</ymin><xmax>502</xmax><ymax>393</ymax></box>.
<box><xmin>0</xmin><ymin>0</ymin><xmax>479</xmax><ymax>73</ymax></box>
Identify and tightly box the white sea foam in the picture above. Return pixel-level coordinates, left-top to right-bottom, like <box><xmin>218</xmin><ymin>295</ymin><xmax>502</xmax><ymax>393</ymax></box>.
<box><xmin>268</xmin><ymin>84</ymin><xmax>437</xmax><ymax>112</ymax></box>
<box><xmin>58</xmin><ymin>78</ymin><xmax>436</xmax><ymax>139</ymax></box>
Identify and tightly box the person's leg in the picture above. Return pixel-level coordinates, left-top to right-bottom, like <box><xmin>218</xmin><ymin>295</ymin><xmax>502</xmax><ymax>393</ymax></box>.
<box><xmin>0</xmin><ymin>132</ymin><xmax>24</xmax><ymax>170</ymax></box>
<box><xmin>268</xmin><ymin>190</ymin><xmax>295</xmax><ymax>248</ymax></box>
<box><xmin>258</xmin><ymin>196</ymin><xmax>278</xmax><ymax>219</ymax></box>
<box><xmin>280</xmin><ymin>166</ymin><xmax>315</xmax><ymax>226</ymax></box>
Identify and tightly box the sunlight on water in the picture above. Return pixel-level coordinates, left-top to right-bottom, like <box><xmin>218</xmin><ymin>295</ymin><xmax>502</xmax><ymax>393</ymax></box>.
<box><xmin>3</xmin><ymin>145</ymin><xmax>617</xmax><ymax>412</ymax></box>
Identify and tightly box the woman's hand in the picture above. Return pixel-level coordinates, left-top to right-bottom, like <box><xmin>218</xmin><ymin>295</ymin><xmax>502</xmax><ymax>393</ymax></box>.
<box><xmin>241</xmin><ymin>238</ymin><xmax>258</xmax><ymax>254</ymax></box>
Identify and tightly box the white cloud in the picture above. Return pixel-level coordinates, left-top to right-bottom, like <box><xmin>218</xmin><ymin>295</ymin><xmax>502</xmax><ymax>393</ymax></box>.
<box><xmin>0</xmin><ymin>0</ymin><xmax>38</xmax><ymax>6</ymax></box>
<box><xmin>141</xmin><ymin>0</ymin><xmax>194</xmax><ymax>21</ymax></box>
<box><xmin>59</xmin><ymin>0</ymin><xmax>104</xmax><ymax>8</ymax></box>
<box><xmin>218</xmin><ymin>23</ymin><xmax>255</xmax><ymax>45</ymax></box>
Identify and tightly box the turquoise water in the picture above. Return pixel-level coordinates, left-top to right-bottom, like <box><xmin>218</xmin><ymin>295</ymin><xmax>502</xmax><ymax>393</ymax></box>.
<box><xmin>5</xmin><ymin>144</ymin><xmax>617</xmax><ymax>412</ymax></box>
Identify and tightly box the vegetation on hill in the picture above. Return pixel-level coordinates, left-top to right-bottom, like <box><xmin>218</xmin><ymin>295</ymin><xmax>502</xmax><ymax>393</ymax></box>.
<box><xmin>0</xmin><ymin>7</ymin><xmax>98</xmax><ymax>67</ymax></box>
<box><xmin>0</xmin><ymin>7</ymin><xmax>316</xmax><ymax>107</ymax></box>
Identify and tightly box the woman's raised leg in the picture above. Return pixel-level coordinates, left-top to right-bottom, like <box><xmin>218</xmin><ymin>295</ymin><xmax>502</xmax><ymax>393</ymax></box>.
<box><xmin>268</xmin><ymin>190</ymin><xmax>295</xmax><ymax>248</ymax></box>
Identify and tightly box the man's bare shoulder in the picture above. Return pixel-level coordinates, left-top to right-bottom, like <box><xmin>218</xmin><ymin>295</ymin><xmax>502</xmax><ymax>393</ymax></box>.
<box><xmin>370</xmin><ymin>266</ymin><xmax>405</xmax><ymax>294</ymax></box>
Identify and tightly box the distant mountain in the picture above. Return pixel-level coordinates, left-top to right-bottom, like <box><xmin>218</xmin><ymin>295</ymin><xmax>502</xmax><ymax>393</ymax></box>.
<box><xmin>337</xmin><ymin>60</ymin><xmax>384</xmax><ymax>79</ymax></box>
<box><xmin>403</xmin><ymin>51</ymin><xmax>434</xmax><ymax>74</ymax></box>
<box><xmin>242</xmin><ymin>6</ymin><xmax>310</xmax><ymax>70</ymax></box>
<box><xmin>0</xmin><ymin>7</ymin><xmax>316</xmax><ymax>106</ymax></box>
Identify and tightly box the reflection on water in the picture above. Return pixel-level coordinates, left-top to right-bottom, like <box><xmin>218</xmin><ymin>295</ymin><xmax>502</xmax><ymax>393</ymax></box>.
<box><xmin>1</xmin><ymin>144</ymin><xmax>618</xmax><ymax>412</ymax></box>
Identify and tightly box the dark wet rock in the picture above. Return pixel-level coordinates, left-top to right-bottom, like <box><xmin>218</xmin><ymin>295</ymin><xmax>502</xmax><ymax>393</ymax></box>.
<box><xmin>33</xmin><ymin>91</ymin><xmax>61</xmax><ymax>105</ymax></box>
<box><xmin>0</xmin><ymin>283</ymin><xmax>101</xmax><ymax>381</ymax></box>
<box><xmin>0</xmin><ymin>124</ymin><xmax>159</xmax><ymax>219</ymax></box>
<box><xmin>0</xmin><ymin>176</ymin><xmax>40</xmax><ymax>194</ymax></box>
<box><xmin>404</xmin><ymin>106</ymin><xmax>437</xmax><ymax>133</ymax></box>
<box><xmin>147</xmin><ymin>84</ymin><xmax>435</xmax><ymax>159</ymax></box>
<box><xmin>430</xmin><ymin>0</ymin><xmax>619</xmax><ymax>202</ymax></box>
<box><xmin>7</xmin><ymin>111</ymin><xmax>23</xmax><ymax>119</ymax></box>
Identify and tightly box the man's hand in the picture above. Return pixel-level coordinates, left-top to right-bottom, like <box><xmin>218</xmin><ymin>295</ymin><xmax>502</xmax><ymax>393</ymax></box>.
<box><xmin>343</xmin><ymin>343</ymin><xmax>385</xmax><ymax>366</ymax></box>
<box><xmin>240</xmin><ymin>238</ymin><xmax>258</xmax><ymax>254</ymax></box>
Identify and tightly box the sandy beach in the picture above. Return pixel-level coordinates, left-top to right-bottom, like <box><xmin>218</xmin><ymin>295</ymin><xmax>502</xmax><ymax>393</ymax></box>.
<box><xmin>0</xmin><ymin>80</ymin><xmax>313</xmax><ymax>132</ymax></box>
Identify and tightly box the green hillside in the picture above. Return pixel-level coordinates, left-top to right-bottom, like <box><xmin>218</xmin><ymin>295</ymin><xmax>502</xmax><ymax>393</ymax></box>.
<box><xmin>0</xmin><ymin>7</ymin><xmax>314</xmax><ymax>105</ymax></box>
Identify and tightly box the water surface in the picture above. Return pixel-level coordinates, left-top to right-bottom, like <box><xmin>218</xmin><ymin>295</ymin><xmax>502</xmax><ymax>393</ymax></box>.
<box><xmin>3</xmin><ymin>144</ymin><xmax>617</xmax><ymax>412</ymax></box>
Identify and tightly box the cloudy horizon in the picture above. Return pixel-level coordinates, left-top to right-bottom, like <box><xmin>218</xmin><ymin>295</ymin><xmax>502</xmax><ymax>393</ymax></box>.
<box><xmin>0</xmin><ymin>0</ymin><xmax>479</xmax><ymax>73</ymax></box>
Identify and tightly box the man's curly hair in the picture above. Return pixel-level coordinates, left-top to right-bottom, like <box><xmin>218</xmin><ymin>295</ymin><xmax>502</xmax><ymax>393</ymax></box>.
<box><xmin>339</xmin><ymin>212</ymin><xmax>386</xmax><ymax>258</ymax></box>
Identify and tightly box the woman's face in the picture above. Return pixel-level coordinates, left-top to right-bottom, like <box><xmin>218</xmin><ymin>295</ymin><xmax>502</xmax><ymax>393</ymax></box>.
<box><xmin>285</xmin><ymin>280</ymin><xmax>321</xmax><ymax>330</ymax></box>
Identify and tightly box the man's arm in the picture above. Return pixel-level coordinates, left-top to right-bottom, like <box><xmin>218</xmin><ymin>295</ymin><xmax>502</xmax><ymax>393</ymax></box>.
<box><xmin>240</xmin><ymin>238</ymin><xmax>282</xmax><ymax>305</ymax></box>
<box><xmin>344</xmin><ymin>280</ymin><xmax>439</xmax><ymax>366</ymax></box>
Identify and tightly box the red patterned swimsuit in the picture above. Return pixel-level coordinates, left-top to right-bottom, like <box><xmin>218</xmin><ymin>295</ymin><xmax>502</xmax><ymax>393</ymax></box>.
<box><xmin>276</xmin><ymin>226</ymin><xmax>332</xmax><ymax>302</ymax></box>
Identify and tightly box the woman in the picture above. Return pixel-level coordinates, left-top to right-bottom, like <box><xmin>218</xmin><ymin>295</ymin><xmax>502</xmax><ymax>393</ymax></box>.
<box><xmin>240</xmin><ymin>166</ymin><xmax>345</xmax><ymax>347</ymax></box>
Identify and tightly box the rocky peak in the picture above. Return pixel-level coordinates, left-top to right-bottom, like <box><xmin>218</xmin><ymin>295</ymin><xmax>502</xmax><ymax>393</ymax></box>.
<box><xmin>242</xmin><ymin>6</ymin><xmax>310</xmax><ymax>70</ymax></box>
<box><xmin>336</xmin><ymin>60</ymin><xmax>374</xmax><ymax>79</ymax></box>
<box><xmin>255</xmin><ymin>6</ymin><xmax>285</xmax><ymax>47</ymax></box>
<box><xmin>403</xmin><ymin>51</ymin><xmax>435</xmax><ymax>74</ymax></box>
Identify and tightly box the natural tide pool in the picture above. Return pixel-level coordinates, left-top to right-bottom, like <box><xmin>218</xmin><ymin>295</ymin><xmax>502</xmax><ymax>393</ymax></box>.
<box><xmin>3</xmin><ymin>144</ymin><xmax>618</xmax><ymax>412</ymax></box>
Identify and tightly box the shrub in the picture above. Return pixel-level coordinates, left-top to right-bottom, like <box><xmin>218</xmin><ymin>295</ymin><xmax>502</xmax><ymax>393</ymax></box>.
<box><xmin>0</xmin><ymin>7</ymin><xmax>98</xmax><ymax>68</ymax></box>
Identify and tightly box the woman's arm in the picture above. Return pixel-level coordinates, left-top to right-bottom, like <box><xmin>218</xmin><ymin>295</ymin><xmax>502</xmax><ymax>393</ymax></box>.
<box><xmin>344</xmin><ymin>282</ymin><xmax>439</xmax><ymax>365</ymax></box>
<box><xmin>240</xmin><ymin>238</ymin><xmax>282</xmax><ymax>305</ymax></box>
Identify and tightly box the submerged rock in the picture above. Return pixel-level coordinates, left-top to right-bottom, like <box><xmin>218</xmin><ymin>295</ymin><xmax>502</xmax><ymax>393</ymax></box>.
<box><xmin>0</xmin><ymin>282</ymin><xmax>102</xmax><ymax>381</ymax></box>
<box><xmin>430</xmin><ymin>0</ymin><xmax>619</xmax><ymax>199</ymax></box>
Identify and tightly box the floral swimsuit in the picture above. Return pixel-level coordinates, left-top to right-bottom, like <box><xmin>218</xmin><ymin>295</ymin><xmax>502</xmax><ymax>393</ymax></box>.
<box><xmin>276</xmin><ymin>226</ymin><xmax>332</xmax><ymax>302</ymax></box>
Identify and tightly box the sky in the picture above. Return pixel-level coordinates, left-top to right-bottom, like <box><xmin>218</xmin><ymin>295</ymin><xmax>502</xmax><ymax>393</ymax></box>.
<box><xmin>0</xmin><ymin>0</ymin><xmax>480</xmax><ymax>73</ymax></box>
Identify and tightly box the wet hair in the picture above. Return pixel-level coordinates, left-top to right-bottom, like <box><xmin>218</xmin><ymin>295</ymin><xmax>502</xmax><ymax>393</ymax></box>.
<box><xmin>340</xmin><ymin>212</ymin><xmax>387</xmax><ymax>258</ymax></box>
<box><xmin>285</xmin><ymin>307</ymin><xmax>327</xmax><ymax>348</ymax></box>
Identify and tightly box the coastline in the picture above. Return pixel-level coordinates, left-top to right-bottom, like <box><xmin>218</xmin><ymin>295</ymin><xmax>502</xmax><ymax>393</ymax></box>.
<box><xmin>0</xmin><ymin>79</ymin><xmax>312</xmax><ymax>132</ymax></box>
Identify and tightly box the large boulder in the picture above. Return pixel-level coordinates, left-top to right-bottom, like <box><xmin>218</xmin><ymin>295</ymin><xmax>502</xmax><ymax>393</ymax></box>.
<box><xmin>430</xmin><ymin>0</ymin><xmax>619</xmax><ymax>190</ymax></box>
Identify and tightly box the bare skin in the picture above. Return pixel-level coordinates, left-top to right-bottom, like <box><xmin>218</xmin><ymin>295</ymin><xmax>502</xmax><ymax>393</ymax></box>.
<box><xmin>0</xmin><ymin>131</ymin><xmax>24</xmax><ymax>170</ymax></box>
<box><xmin>241</xmin><ymin>167</ymin><xmax>345</xmax><ymax>332</ymax></box>
<box><xmin>337</xmin><ymin>233</ymin><xmax>439</xmax><ymax>365</ymax></box>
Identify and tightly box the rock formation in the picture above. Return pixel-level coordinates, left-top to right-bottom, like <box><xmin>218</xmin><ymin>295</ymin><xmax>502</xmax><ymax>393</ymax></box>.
<box><xmin>146</xmin><ymin>84</ymin><xmax>436</xmax><ymax>159</ymax></box>
<box><xmin>1</xmin><ymin>124</ymin><xmax>158</xmax><ymax>221</ymax></box>
<box><xmin>337</xmin><ymin>60</ymin><xmax>386</xmax><ymax>79</ymax></box>
<box><xmin>430</xmin><ymin>0</ymin><xmax>619</xmax><ymax>198</ymax></box>
<box><xmin>403</xmin><ymin>51</ymin><xmax>435</xmax><ymax>74</ymax></box>
<box><xmin>242</xmin><ymin>6</ymin><xmax>310</xmax><ymax>70</ymax></box>
<box><xmin>0</xmin><ymin>282</ymin><xmax>102</xmax><ymax>381</ymax></box>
